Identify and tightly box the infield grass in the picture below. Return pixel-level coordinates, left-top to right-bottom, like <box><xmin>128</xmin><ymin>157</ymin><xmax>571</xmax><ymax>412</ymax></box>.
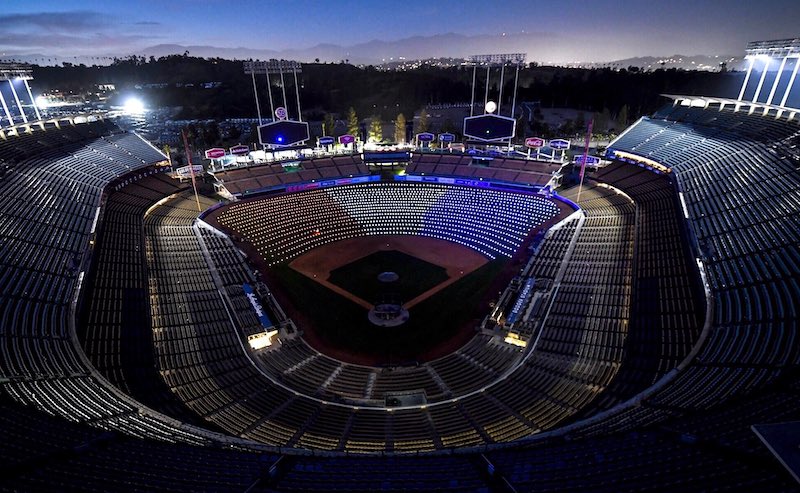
<box><xmin>274</xmin><ymin>257</ymin><xmax>507</xmax><ymax>364</ymax></box>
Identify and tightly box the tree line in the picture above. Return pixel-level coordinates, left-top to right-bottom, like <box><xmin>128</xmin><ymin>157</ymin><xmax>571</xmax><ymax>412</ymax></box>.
<box><xmin>31</xmin><ymin>54</ymin><xmax>745</xmax><ymax>147</ymax></box>
<box><xmin>33</xmin><ymin>55</ymin><xmax>742</xmax><ymax>119</ymax></box>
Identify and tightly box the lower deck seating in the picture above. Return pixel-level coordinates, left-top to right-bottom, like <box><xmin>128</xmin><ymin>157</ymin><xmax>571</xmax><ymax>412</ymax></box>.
<box><xmin>216</xmin><ymin>182</ymin><xmax>560</xmax><ymax>262</ymax></box>
<box><xmin>484</xmin><ymin>182</ymin><xmax>635</xmax><ymax>432</ymax></box>
<box><xmin>407</xmin><ymin>153</ymin><xmax>562</xmax><ymax>187</ymax></box>
<box><xmin>215</xmin><ymin>154</ymin><xmax>369</xmax><ymax>196</ymax></box>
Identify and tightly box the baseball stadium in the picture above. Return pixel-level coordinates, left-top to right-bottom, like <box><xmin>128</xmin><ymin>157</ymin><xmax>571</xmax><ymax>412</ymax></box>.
<box><xmin>1</xmin><ymin>37</ymin><xmax>800</xmax><ymax>492</ymax></box>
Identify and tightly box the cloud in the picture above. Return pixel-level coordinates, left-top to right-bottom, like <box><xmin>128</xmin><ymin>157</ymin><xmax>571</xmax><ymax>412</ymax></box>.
<box><xmin>0</xmin><ymin>11</ymin><xmax>161</xmax><ymax>55</ymax></box>
<box><xmin>0</xmin><ymin>11</ymin><xmax>109</xmax><ymax>33</ymax></box>
<box><xmin>0</xmin><ymin>33</ymin><xmax>154</xmax><ymax>49</ymax></box>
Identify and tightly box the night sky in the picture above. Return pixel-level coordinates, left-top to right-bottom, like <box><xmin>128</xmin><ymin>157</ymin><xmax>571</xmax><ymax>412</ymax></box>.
<box><xmin>1</xmin><ymin>0</ymin><xmax>798</xmax><ymax>62</ymax></box>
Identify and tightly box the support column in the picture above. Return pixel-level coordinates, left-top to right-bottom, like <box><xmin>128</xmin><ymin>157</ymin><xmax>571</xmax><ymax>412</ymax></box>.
<box><xmin>23</xmin><ymin>79</ymin><xmax>41</xmax><ymax>121</ymax></box>
<box><xmin>497</xmin><ymin>64</ymin><xmax>505</xmax><ymax>115</ymax></box>
<box><xmin>251</xmin><ymin>70</ymin><xmax>262</xmax><ymax>125</ymax></box>
<box><xmin>0</xmin><ymin>89</ymin><xmax>13</xmax><ymax>126</ymax></box>
<box><xmin>766</xmin><ymin>56</ymin><xmax>788</xmax><ymax>105</ymax></box>
<box><xmin>780</xmin><ymin>57</ymin><xmax>800</xmax><ymax>108</ymax></box>
<box><xmin>483</xmin><ymin>65</ymin><xmax>490</xmax><ymax>111</ymax></box>
<box><xmin>265</xmin><ymin>71</ymin><xmax>275</xmax><ymax>117</ymax></box>
<box><xmin>470</xmin><ymin>65</ymin><xmax>477</xmax><ymax>117</ymax></box>
<box><xmin>293</xmin><ymin>68</ymin><xmax>302</xmax><ymax>122</ymax></box>
<box><xmin>752</xmin><ymin>57</ymin><xmax>770</xmax><ymax>103</ymax></box>
<box><xmin>8</xmin><ymin>80</ymin><xmax>28</xmax><ymax>123</ymax></box>
<box><xmin>738</xmin><ymin>57</ymin><xmax>755</xmax><ymax>101</ymax></box>
<box><xmin>510</xmin><ymin>62</ymin><xmax>520</xmax><ymax>120</ymax></box>
<box><xmin>279</xmin><ymin>67</ymin><xmax>288</xmax><ymax>117</ymax></box>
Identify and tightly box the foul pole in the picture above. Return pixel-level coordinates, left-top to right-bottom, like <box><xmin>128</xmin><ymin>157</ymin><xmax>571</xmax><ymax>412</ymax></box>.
<box><xmin>250</xmin><ymin>70</ymin><xmax>262</xmax><ymax>125</ymax></box>
<box><xmin>576</xmin><ymin>118</ymin><xmax>594</xmax><ymax>204</ymax></box>
<box><xmin>181</xmin><ymin>130</ymin><xmax>203</xmax><ymax>212</ymax></box>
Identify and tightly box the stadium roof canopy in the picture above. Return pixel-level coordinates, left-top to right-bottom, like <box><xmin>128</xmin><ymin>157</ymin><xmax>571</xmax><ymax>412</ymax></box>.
<box><xmin>745</xmin><ymin>38</ymin><xmax>800</xmax><ymax>58</ymax></box>
<box><xmin>0</xmin><ymin>62</ymin><xmax>33</xmax><ymax>81</ymax></box>
<box><xmin>661</xmin><ymin>94</ymin><xmax>800</xmax><ymax>118</ymax></box>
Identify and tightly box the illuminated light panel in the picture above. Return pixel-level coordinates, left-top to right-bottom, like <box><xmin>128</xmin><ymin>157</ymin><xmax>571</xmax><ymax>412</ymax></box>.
<box><xmin>504</xmin><ymin>332</ymin><xmax>527</xmax><ymax>348</ymax></box>
<box><xmin>248</xmin><ymin>330</ymin><xmax>279</xmax><ymax>350</ymax></box>
<box><xmin>745</xmin><ymin>38</ymin><xmax>800</xmax><ymax>58</ymax></box>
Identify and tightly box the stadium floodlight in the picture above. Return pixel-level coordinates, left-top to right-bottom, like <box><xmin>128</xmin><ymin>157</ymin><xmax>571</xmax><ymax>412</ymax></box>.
<box><xmin>467</xmin><ymin>54</ymin><xmax>526</xmax><ymax>117</ymax></box>
<box><xmin>0</xmin><ymin>64</ymin><xmax>40</xmax><ymax>123</ymax></box>
<box><xmin>122</xmin><ymin>97</ymin><xmax>145</xmax><ymax>115</ymax></box>
<box><xmin>468</xmin><ymin>54</ymin><xmax>527</xmax><ymax>66</ymax></box>
<box><xmin>465</xmin><ymin>54</ymin><xmax>525</xmax><ymax>149</ymax></box>
<box><xmin>244</xmin><ymin>59</ymin><xmax>304</xmax><ymax>126</ymax></box>
<box><xmin>739</xmin><ymin>38</ymin><xmax>800</xmax><ymax>108</ymax></box>
<box><xmin>745</xmin><ymin>38</ymin><xmax>800</xmax><ymax>58</ymax></box>
<box><xmin>0</xmin><ymin>62</ymin><xmax>33</xmax><ymax>81</ymax></box>
<box><xmin>244</xmin><ymin>59</ymin><xmax>303</xmax><ymax>74</ymax></box>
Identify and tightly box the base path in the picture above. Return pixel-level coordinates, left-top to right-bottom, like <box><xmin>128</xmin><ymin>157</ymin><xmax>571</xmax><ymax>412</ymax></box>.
<box><xmin>289</xmin><ymin>235</ymin><xmax>489</xmax><ymax>309</ymax></box>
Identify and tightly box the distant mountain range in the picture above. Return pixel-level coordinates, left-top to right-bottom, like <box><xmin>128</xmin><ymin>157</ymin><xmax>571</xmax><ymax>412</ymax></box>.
<box><xmin>1</xmin><ymin>31</ymin><xmax>742</xmax><ymax>71</ymax></box>
<box><xmin>63</xmin><ymin>32</ymin><xmax>571</xmax><ymax>65</ymax></box>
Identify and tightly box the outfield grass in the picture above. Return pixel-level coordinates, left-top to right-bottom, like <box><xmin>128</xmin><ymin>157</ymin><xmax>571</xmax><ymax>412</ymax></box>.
<box><xmin>327</xmin><ymin>250</ymin><xmax>448</xmax><ymax>304</ymax></box>
<box><xmin>272</xmin><ymin>257</ymin><xmax>507</xmax><ymax>364</ymax></box>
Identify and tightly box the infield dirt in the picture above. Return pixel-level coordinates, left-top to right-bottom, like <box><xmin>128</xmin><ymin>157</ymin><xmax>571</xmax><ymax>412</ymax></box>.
<box><xmin>288</xmin><ymin>235</ymin><xmax>489</xmax><ymax>309</ymax></box>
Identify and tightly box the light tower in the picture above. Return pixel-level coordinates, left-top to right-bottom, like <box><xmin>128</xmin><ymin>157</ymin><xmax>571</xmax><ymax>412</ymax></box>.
<box><xmin>466</xmin><ymin>53</ymin><xmax>526</xmax><ymax>117</ymax></box>
<box><xmin>463</xmin><ymin>53</ymin><xmax>526</xmax><ymax>149</ymax></box>
<box><xmin>243</xmin><ymin>60</ymin><xmax>309</xmax><ymax>149</ymax></box>
<box><xmin>738</xmin><ymin>38</ymin><xmax>800</xmax><ymax>108</ymax></box>
<box><xmin>0</xmin><ymin>63</ymin><xmax>41</xmax><ymax>128</ymax></box>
